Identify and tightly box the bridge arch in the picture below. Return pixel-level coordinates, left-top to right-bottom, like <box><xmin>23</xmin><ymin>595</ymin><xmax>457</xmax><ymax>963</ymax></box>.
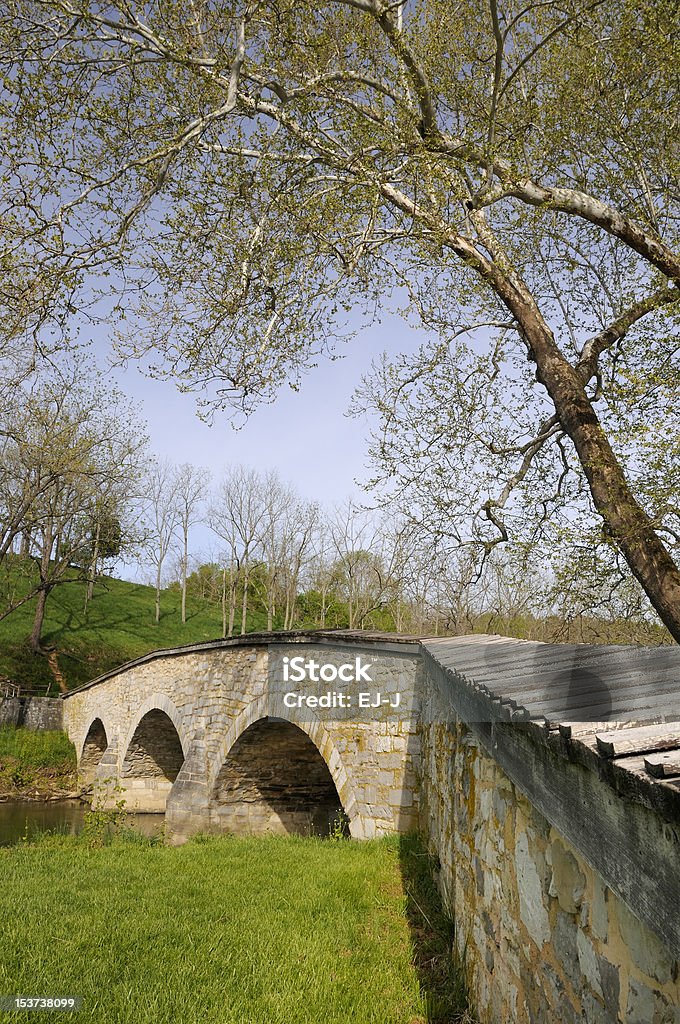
<box><xmin>119</xmin><ymin>694</ymin><xmax>188</xmax><ymax>812</ymax></box>
<box><xmin>79</xmin><ymin>717</ymin><xmax>109</xmax><ymax>783</ymax></box>
<box><xmin>209</xmin><ymin>702</ymin><xmax>361</xmax><ymax>838</ymax></box>
<box><xmin>122</xmin><ymin>693</ymin><xmax>188</xmax><ymax>763</ymax></box>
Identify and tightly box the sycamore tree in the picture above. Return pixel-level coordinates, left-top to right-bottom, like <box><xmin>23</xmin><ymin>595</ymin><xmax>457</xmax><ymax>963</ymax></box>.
<box><xmin>173</xmin><ymin>461</ymin><xmax>210</xmax><ymax>624</ymax></box>
<box><xmin>2</xmin><ymin>0</ymin><xmax>679</xmax><ymax>636</ymax></box>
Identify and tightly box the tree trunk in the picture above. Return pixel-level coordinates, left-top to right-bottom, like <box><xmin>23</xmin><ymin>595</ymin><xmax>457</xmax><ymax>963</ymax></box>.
<box><xmin>502</xmin><ymin>283</ymin><xmax>680</xmax><ymax>642</ymax></box>
<box><xmin>155</xmin><ymin>563</ymin><xmax>161</xmax><ymax>624</ymax></box>
<box><xmin>84</xmin><ymin>521</ymin><xmax>101</xmax><ymax>614</ymax></box>
<box><xmin>31</xmin><ymin>523</ymin><xmax>54</xmax><ymax>652</ymax></box>
<box><xmin>30</xmin><ymin>587</ymin><xmax>49</xmax><ymax>653</ymax></box>
<box><xmin>228</xmin><ymin>575</ymin><xmax>236</xmax><ymax>637</ymax></box>
<box><xmin>382</xmin><ymin>190</ymin><xmax>680</xmax><ymax>640</ymax></box>
<box><xmin>241</xmin><ymin>562</ymin><xmax>249</xmax><ymax>635</ymax></box>
<box><xmin>181</xmin><ymin>529</ymin><xmax>188</xmax><ymax>624</ymax></box>
<box><xmin>285</xmin><ymin>582</ymin><xmax>296</xmax><ymax>630</ymax></box>
<box><xmin>222</xmin><ymin>565</ymin><xmax>227</xmax><ymax>638</ymax></box>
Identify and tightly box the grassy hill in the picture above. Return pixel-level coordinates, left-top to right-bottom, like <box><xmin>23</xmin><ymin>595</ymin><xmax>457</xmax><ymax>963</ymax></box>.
<box><xmin>1</xmin><ymin>565</ymin><xmax>670</xmax><ymax>696</ymax></box>
<box><xmin>0</xmin><ymin>572</ymin><xmax>270</xmax><ymax>694</ymax></box>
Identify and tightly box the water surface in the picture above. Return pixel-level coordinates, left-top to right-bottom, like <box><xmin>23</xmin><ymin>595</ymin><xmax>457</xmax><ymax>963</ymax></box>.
<box><xmin>0</xmin><ymin>800</ymin><xmax>164</xmax><ymax>846</ymax></box>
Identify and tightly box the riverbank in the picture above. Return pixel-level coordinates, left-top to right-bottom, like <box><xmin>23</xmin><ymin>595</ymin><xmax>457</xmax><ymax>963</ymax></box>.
<box><xmin>0</xmin><ymin>726</ymin><xmax>78</xmax><ymax>801</ymax></box>
<box><xmin>0</xmin><ymin>831</ymin><xmax>473</xmax><ymax>1024</ymax></box>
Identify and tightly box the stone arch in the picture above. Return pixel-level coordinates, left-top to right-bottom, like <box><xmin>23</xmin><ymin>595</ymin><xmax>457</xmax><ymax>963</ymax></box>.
<box><xmin>122</xmin><ymin>693</ymin><xmax>188</xmax><ymax>766</ymax></box>
<box><xmin>119</xmin><ymin>695</ymin><xmax>187</xmax><ymax>811</ymax></box>
<box><xmin>79</xmin><ymin>717</ymin><xmax>108</xmax><ymax>783</ymax></box>
<box><xmin>209</xmin><ymin>701</ymin><xmax>361</xmax><ymax>837</ymax></box>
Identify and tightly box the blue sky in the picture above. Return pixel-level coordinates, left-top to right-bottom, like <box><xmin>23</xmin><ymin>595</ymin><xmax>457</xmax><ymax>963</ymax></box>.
<box><xmin>101</xmin><ymin>306</ymin><xmax>424</xmax><ymax>579</ymax></box>
<box><xmin>108</xmin><ymin>308</ymin><xmax>419</xmax><ymax>502</ymax></box>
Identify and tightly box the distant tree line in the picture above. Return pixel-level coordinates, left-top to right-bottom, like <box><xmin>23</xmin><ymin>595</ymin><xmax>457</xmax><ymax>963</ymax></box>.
<box><xmin>0</xmin><ymin>360</ymin><xmax>671</xmax><ymax>653</ymax></box>
<box><xmin>138</xmin><ymin>462</ymin><xmax>672</xmax><ymax>645</ymax></box>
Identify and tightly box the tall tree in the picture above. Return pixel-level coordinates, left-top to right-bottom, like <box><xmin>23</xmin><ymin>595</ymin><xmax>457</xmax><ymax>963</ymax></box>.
<box><xmin>209</xmin><ymin>466</ymin><xmax>265</xmax><ymax>635</ymax></box>
<box><xmin>258</xmin><ymin>470</ymin><xmax>293</xmax><ymax>631</ymax></box>
<box><xmin>3</xmin><ymin>0</ymin><xmax>679</xmax><ymax>636</ymax></box>
<box><xmin>0</xmin><ymin>363</ymin><xmax>147</xmax><ymax>649</ymax></box>
<box><xmin>143</xmin><ymin>461</ymin><xmax>181</xmax><ymax>624</ymax></box>
<box><xmin>329</xmin><ymin>502</ymin><xmax>401</xmax><ymax>629</ymax></box>
<box><xmin>280</xmin><ymin>499</ymin><xmax>319</xmax><ymax>631</ymax></box>
<box><xmin>173</xmin><ymin>463</ymin><xmax>210</xmax><ymax>624</ymax></box>
<box><xmin>308</xmin><ymin>521</ymin><xmax>336</xmax><ymax>631</ymax></box>
<box><xmin>83</xmin><ymin>504</ymin><xmax>124</xmax><ymax>613</ymax></box>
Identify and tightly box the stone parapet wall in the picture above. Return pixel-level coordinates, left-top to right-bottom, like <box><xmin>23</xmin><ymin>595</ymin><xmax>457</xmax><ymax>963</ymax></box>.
<box><xmin>420</xmin><ymin>718</ymin><xmax>680</xmax><ymax>1023</ymax></box>
<box><xmin>419</xmin><ymin>652</ymin><xmax>680</xmax><ymax>1024</ymax></box>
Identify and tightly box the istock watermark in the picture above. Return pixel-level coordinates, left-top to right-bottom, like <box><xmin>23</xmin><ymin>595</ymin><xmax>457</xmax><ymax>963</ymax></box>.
<box><xmin>268</xmin><ymin>649</ymin><xmax>414</xmax><ymax>723</ymax></box>
<box><xmin>282</xmin><ymin>655</ymin><xmax>374</xmax><ymax>683</ymax></box>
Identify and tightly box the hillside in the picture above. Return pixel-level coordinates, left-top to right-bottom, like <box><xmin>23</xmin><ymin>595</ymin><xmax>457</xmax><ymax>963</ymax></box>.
<box><xmin>0</xmin><ymin>573</ymin><xmax>270</xmax><ymax>694</ymax></box>
<box><xmin>0</xmin><ymin>567</ymin><xmax>670</xmax><ymax>696</ymax></box>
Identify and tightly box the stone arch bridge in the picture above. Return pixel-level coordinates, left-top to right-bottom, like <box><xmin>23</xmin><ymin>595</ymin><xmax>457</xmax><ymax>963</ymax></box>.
<box><xmin>63</xmin><ymin>631</ymin><xmax>424</xmax><ymax>842</ymax></box>
<box><xmin>62</xmin><ymin>630</ymin><xmax>680</xmax><ymax>1021</ymax></box>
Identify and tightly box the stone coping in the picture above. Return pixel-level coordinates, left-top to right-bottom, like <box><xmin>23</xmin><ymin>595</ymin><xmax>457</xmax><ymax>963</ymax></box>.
<box><xmin>60</xmin><ymin>629</ymin><xmax>424</xmax><ymax>697</ymax></box>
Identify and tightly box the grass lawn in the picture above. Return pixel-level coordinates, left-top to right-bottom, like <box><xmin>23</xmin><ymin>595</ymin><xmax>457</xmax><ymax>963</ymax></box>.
<box><xmin>0</xmin><ymin>832</ymin><xmax>470</xmax><ymax>1024</ymax></box>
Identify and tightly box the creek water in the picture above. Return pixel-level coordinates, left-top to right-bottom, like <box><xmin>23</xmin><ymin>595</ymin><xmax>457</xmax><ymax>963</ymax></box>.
<box><xmin>0</xmin><ymin>800</ymin><xmax>164</xmax><ymax>846</ymax></box>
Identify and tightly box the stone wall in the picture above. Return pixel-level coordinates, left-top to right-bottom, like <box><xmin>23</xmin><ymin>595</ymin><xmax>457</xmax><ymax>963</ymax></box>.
<box><xmin>0</xmin><ymin>696</ymin><xmax>63</xmax><ymax>730</ymax></box>
<box><xmin>419</xmin><ymin>665</ymin><xmax>680</xmax><ymax>1023</ymax></box>
<box><xmin>0</xmin><ymin>697</ymin><xmax>20</xmax><ymax>727</ymax></box>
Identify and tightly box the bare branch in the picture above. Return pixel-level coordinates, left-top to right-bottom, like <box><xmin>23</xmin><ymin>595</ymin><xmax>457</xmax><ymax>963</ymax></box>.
<box><xmin>577</xmin><ymin>286</ymin><xmax>680</xmax><ymax>382</ymax></box>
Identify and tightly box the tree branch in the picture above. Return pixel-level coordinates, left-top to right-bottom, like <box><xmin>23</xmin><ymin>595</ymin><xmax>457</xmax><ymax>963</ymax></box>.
<box><xmin>577</xmin><ymin>286</ymin><xmax>680</xmax><ymax>383</ymax></box>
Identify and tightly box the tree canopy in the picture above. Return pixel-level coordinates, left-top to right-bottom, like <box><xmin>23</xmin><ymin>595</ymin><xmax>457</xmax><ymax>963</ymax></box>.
<box><xmin>2</xmin><ymin>0</ymin><xmax>679</xmax><ymax>635</ymax></box>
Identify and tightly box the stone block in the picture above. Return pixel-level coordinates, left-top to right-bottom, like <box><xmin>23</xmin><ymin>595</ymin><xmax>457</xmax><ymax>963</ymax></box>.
<box><xmin>553</xmin><ymin>911</ymin><xmax>578</xmax><ymax>989</ymax></box>
<box><xmin>577</xmin><ymin>929</ymin><xmax>603</xmax><ymax>1000</ymax></box>
<box><xmin>515</xmin><ymin>831</ymin><xmax>550</xmax><ymax>949</ymax></box>
<box><xmin>626</xmin><ymin>977</ymin><xmax>657</xmax><ymax>1024</ymax></box>
<box><xmin>549</xmin><ymin>836</ymin><xmax>586</xmax><ymax>914</ymax></box>
<box><xmin>616</xmin><ymin>899</ymin><xmax>673</xmax><ymax>984</ymax></box>
<box><xmin>597</xmin><ymin>955</ymin><xmax>620</xmax><ymax>1017</ymax></box>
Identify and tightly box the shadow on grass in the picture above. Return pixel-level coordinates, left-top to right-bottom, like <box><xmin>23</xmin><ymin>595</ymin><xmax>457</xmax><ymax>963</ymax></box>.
<box><xmin>397</xmin><ymin>833</ymin><xmax>477</xmax><ymax>1024</ymax></box>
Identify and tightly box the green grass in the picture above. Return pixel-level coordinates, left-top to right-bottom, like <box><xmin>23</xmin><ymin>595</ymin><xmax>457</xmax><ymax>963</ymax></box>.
<box><xmin>0</xmin><ymin>727</ymin><xmax>76</xmax><ymax>795</ymax></box>
<box><xmin>398</xmin><ymin>837</ymin><xmax>470</xmax><ymax>1021</ymax></box>
<box><xmin>0</xmin><ymin>567</ymin><xmax>270</xmax><ymax>693</ymax></box>
<box><xmin>0</xmin><ymin>727</ymin><xmax>75</xmax><ymax>770</ymax></box>
<box><xmin>0</xmin><ymin>832</ymin><xmax>471</xmax><ymax>1024</ymax></box>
